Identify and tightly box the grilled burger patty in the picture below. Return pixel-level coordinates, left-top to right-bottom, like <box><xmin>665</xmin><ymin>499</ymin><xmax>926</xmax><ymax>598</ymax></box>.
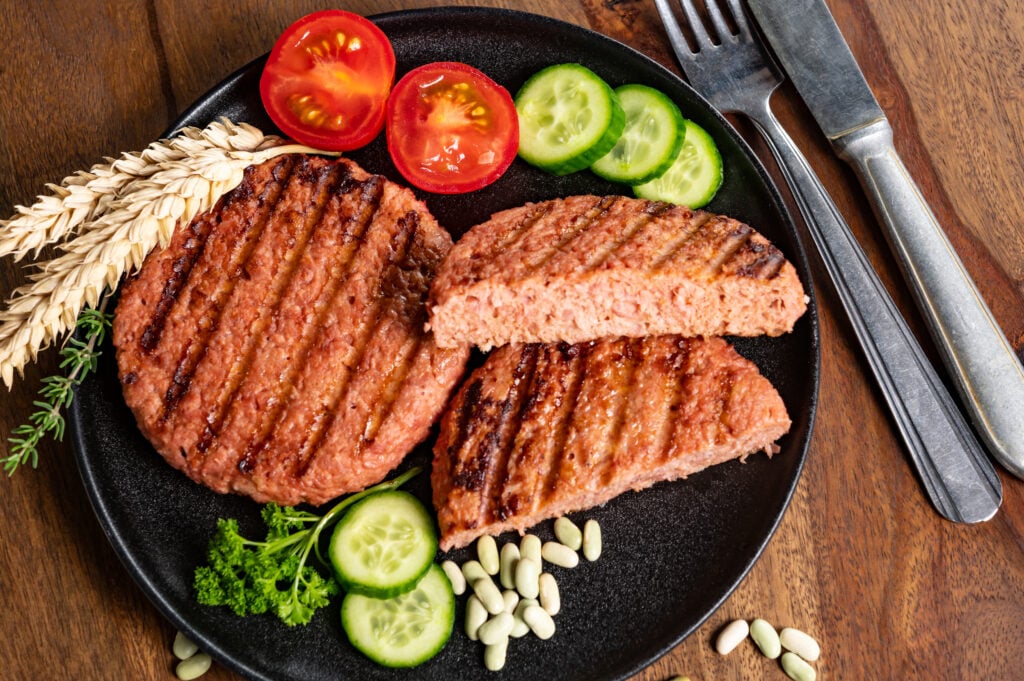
<box><xmin>428</xmin><ymin>195</ymin><xmax>807</xmax><ymax>349</ymax></box>
<box><xmin>114</xmin><ymin>154</ymin><xmax>469</xmax><ymax>506</ymax></box>
<box><xmin>432</xmin><ymin>335</ymin><xmax>791</xmax><ymax>550</ymax></box>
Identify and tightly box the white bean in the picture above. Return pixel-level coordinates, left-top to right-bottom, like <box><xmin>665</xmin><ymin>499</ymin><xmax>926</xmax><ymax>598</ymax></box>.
<box><xmin>472</xmin><ymin>577</ymin><xmax>506</xmax><ymax>615</ymax></box>
<box><xmin>477</xmin><ymin>535</ymin><xmax>500</xmax><ymax>575</ymax></box>
<box><xmin>499</xmin><ymin>542</ymin><xmax>520</xmax><ymax>589</ymax></box>
<box><xmin>715</xmin><ymin>619</ymin><xmax>749</xmax><ymax>655</ymax></box>
<box><xmin>172</xmin><ymin>631</ymin><xmax>199</xmax><ymax>661</ymax></box>
<box><xmin>441</xmin><ymin>560</ymin><xmax>466</xmax><ymax>595</ymax></box>
<box><xmin>781</xmin><ymin>651</ymin><xmax>817</xmax><ymax>681</ymax></box>
<box><xmin>514</xmin><ymin>556</ymin><xmax>540</xmax><ymax>599</ymax></box>
<box><xmin>520</xmin><ymin>534</ymin><xmax>542</xmax><ymax>563</ymax></box>
<box><xmin>502</xmin><ymin>589</ymin><xmax>520</xmax><ymax>613</ymax></box>
<box><xmin>509</xmin><ymin>613</ymin><xmax>531</xmax><ymax>638</ymax></box>
<box><xmin>511</xmin><ymin>598</ymin><xmax>537</xmax><ymax>638</ymax></box>
<box><xmin>541</xmin><ymin>541</ymin><xmax>579</xmax><ymax>568</ymax></box>
<box><xmin>749</xmin><ymin>618</ymin><xmax>781</xmax><ymax>659</ymax></box>
<box><xmin>465</xmin><ymin>594</ymin><xmax>489</xmax><ymax>641</ymax></box>
<box><xmin>780</xmin><ymin>627</ymin><xmax>820</xmax><ymax>662</ymax></box>
<box><xmin>462</xmin><ymin>559</ymin><xmax>489</xmax><ymax>585</ymax></box>
<box><xmin>582</xmin><ymin>519</ymin><xmax>602</xmax><ymax>561</ymax></box>
<box><xmin>539</xmin><ymin>572</ymin><xmax>560</xmax><ymax>616</ymax></box>
<box><xmin>478</xmin><ymin>612</ymin><xmax>515</xmax><ymax>645</ymax></box>
<box><xmin>522</xmin><ymin>604</ymin><xmax>556</xmax><ymax>640</ymax></box>
<box><xmin>553</xmin><ymin>517</ymin><xmax>583</xmax><ymax>551</ymax></box>
<box><xmin>175</xmin><ymin>653</ymin><xmax>212</xmax><ymax>681</ymax></box>
<box><xmin>484</xmin><ymin>637</ymin><xmax>509</xmax><ymax>671</ymax></box>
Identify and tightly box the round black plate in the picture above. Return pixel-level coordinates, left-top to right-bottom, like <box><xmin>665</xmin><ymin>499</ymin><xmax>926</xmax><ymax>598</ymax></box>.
<box><xmin>70</xmin><ymin>8</ymin><xmax>819</xmax><ymax>681</ymax></box>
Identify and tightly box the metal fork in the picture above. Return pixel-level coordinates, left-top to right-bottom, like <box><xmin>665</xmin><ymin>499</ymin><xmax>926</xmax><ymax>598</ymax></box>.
<box><xmin>653</xmin><ymin>0</ymin><xmax>1001</xmax><ymax>522</ymax></box>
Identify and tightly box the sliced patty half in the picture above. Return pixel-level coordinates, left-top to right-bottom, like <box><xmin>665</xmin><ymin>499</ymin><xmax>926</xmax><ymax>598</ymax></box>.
<box><xmin>432</xmin><ymin>335</ymin><xmax>791</xmax><ymax>550</ymax></box>
<box><xmin>428</xmin><ymin>195</ymin><xmax>807</xmax><ymax>349</ymax></box>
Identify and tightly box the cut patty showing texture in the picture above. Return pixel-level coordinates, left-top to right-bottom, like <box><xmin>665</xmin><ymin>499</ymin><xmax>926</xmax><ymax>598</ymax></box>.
<box><xmin>114</xmin><ymin>154</ymin><xmax>469</xmax><ymax>506</ymax></box>
<box><xmin>432</xmin><ymin>335</ymin><xmax>791</xmax><ymax>550</ymax></box>
<box><xmin>429</xmin><ymin>195</ymin><xmax>807</xmax><ymax>349</ymax></box>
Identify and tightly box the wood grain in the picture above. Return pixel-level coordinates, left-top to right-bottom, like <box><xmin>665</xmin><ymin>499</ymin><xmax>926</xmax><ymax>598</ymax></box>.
<box><xmin>1</xmin><ymin>1</ymin><xmax>1022</xmax><ymax>680</ymax></box>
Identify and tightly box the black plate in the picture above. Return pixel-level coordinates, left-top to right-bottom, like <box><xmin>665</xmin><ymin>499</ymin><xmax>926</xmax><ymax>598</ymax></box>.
<box><xmin>70</xmin><ymin>8</ymin><xmax>819</xmax><ymax>681</ymax></box>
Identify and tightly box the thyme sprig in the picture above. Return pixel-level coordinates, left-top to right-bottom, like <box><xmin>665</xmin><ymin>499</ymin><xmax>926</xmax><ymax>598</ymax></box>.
<box><xmin>3</xmin><ymin>291</ymin><xmax>113</xmax><ymax>475</ymax></box>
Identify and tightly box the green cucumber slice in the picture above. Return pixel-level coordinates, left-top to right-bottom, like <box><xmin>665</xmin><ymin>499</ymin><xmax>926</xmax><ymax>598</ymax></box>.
<box><xmin>341</xmin><ymin>564</ymin><xmax>455</xmax><ymax>668</ymax></box>
<box><xmin>515</xmin><ymin>63</ymin><xmax>625</xmax><ymax>175</ymax></box>
<box><xmin>591</xmin><ymin>84</ymin><xmax>685</xmax><ymax>185</ymax></box>
<box><xmin>633</xmin><ymin>118</ymin><xmax>723</xmax><ymax>208</ymax></box>
<box><xmin>328</xmin><ymin>490</ymin><xmax>437</xmax><ymax>599</ymax></box>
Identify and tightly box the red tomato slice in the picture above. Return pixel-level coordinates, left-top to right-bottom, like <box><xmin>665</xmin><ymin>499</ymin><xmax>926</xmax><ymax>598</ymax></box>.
<box><xmin>259</xmin><ymin>10</ymin><xmax>396</xmax><ymax>151</ymax></box>
<box><xmin>386</xmin><ymin>62</ymin><xmax>519</xmax><ymax>194</ymax></box>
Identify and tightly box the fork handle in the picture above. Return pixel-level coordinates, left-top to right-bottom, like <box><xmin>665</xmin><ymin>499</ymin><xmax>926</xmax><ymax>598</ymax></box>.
<box><xmin>834</xmin><ymin>121</ymin><xmax>1024</xmax><ymax>480</ymax></box>
<box><xmin>745</xmin><ymin>102</ymin><xmax>1001</xmax><ymax>522</ymax></box>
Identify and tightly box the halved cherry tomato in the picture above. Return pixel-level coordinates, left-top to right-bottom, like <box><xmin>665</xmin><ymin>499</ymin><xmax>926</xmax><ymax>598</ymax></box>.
<box><xmin>386</xmin><ymin>62</ymin><xmax>519</xmax><ymax>194</ymax></box>
<box><xmin>259</xmin><ymin>10</ymin><xmax>396</xmax><ymax>151</ymax></box>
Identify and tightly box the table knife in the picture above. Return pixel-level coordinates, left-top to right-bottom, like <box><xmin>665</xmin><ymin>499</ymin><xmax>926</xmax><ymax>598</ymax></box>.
<box><xmin>746</xmin><ymin>0</ymin><xmax>1024</xmax><ymax>479</ymax></box>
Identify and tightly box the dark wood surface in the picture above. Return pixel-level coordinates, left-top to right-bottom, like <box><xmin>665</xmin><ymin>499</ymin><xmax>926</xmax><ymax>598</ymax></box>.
<box><xmin>2</xmin><ymin>1</ymin><xmax>1022</xmax><ymax>679</ymax></box>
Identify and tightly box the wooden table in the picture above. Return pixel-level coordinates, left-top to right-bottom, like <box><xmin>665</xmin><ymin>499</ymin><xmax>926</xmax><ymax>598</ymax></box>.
<box><xmin>2</xmin><ymin>1</ymin><xmax>1022</xmax><ymax>679</ymax></box>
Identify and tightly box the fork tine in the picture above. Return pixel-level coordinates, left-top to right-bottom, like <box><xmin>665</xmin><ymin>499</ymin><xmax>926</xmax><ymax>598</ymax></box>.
<box><xmin>703</xmin><ymin>0</ymin><xmax>735</xmax><ymax>44</ymax></box>
<box><xmin>723</xmin><ymin>0</ymin><xmax>753</xmax><ymax>39</ymax></box>
<box><xmin>672</xmin><ymin>0</ymin><xmax>714</xmax><ymax>50</ymax></box>
<box><xmin>654</xmin><ymin>0</ymin><xmax>697</xmax><ymax>56</ymax></box>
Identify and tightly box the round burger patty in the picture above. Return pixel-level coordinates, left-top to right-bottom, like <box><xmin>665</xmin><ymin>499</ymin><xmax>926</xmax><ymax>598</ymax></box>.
<box><xmin>114</xmin><ymin>154</ymin><xmax>469</xmax><ymax>506</ymax></box>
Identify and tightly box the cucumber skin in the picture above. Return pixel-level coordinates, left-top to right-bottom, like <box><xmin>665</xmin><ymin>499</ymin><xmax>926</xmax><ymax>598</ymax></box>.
<box><xmin>591</xmin><ymin>84</ymin><xmax>686</xmax><ymax>185</ymax></box>
<box><xmin>514</xmin><ymin>63</ymin><xmax>626</xmax><ymax>176</ymax></box>
<box><xmin>633</xmin><ymin>119</ymin><xmax>723</xmax><ymax>208</ymax></box>
<box><xmin>328</xmin><ymin>490</ymin><xmax>438</xmax><ymax>599</ymax></box>
<box><xmin>341</xmin><ymin>564</ymin><xmax>455</xmax><ymax>668</ymax></box>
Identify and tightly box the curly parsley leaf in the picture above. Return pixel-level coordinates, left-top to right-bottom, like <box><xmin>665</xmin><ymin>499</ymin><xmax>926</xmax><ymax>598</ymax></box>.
<box><xmin>193</xmin><ymin>467</ymin><xmax>420</xmax><ymax>627</ymax></box>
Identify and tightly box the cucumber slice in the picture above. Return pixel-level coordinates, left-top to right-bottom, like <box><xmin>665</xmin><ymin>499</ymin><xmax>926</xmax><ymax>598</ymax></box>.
<box><xmin>591</xmin><ymin>84</ymin><xmax>685</xmax><ymax>185</ymax></box>
<box><xmin>341</xmin><ymin>564</ymin><xmax>455</xmax><ymax>668</ymax></box>
<box><xmin>515</xmin><ymin>63</ymin><xmax>625</xmax><ymax>175</ymax></box>
<box><xmin>633</xmin><ymin>119</ymin><xmax>723</xmax><ymax>208</ymax></box>
<box><xmin>328</xmin><ymin>490</ymin><xmax>437</xmax><ymax>599</ymax></box>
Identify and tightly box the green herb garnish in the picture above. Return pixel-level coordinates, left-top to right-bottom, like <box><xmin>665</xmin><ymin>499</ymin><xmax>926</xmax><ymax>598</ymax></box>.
<box><xmin>4</xmin><ymin>294</ymin><xmax>113</xmax><ymax>475</ymax></box>
<box><xmin>193</xmin><ymin>467</ymin><xmax>421</xmax><ymax>627</ymax></box>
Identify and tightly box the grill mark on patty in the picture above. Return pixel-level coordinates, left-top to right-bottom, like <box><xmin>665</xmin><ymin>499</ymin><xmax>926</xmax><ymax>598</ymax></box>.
<box><xmin>358</xmin><ymin>332</ymin><xmax>426</xmax><ymax>449</ymax></box>
<box><xmin>735</xmin><ymin>241</ymin><xmax>786</xmax><ymax>279</ymax></box>
<box><xmin>600</xmin><ymin>337</ymin><xmax>643</xmax><ymax>485</ymax></box>
<box><xmin>661</xmin><ymin>337</ymin><xmax>697</xmax><ymax>463</ymax></box>
<box><xmin>188</xmin><ymin>157</ymin><xmax>341</xmax><ymax>459</ymax></box>
<box><xmin>337</xmin><ymin>213</ymin><xmax>432</xmax><ymax>460</ymax></box>
<box><xmin>489</xmin><ymin>346</ymin><xmax>544</xmax><ymax>520</ymax></box>
<box><xmin>518</xmin><ymin>196</ymin><xmax>617</xmax><ymax>279</ymax></box>
<box><xmin>540</xmin><ymin>342</ymin><xmax>590</xmax><ymax>504</ymax></box>
<box><xmin>233</xmin><ymin>169</ymin><xmax>374</xmax><ymax>474</ymax></box>
<box><xmin>293</xmin><ymin>209</ymin><xmax>421</xmax><ymax>477</ymax></box>
<box><xmin>583</xmin><ymin>200</ymin><xmax>673</xmax><ymax>272</ymax></box>
<box><xmin>446</xmin><ymin>378</ymin><xmax>485</xmax><ymax>487</ymax></box>
<box><xmin>140</xmin><ymin>213</ymin><xmax>217</xmax><ymax>353</ymax></box>
<box><xmin>490</xmin><ymin>200</ymin><xmax>556</xmax><ymax>256</ymax></box>
<box><xmin>475</xmin><ymin>344</ymin><xmax>539</xmax><ymax>525</ymax></box>
<box><xmin>161</xmin><ymin>156</ymin><xmax>296</xmax><ymax>420</ymax></box>
<box><xmin>701</xmin><ymin>221</ymin><xmax>756</xmax><ymax>276</ymax></box>
<box><xmin>651</xmin><ymin>210</ymin><xmax>714</xmax><ymax>270</ymax></box>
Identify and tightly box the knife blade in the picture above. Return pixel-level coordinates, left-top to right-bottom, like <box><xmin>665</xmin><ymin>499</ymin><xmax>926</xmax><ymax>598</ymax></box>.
<box><xmin>746</xmin><ymin>0</ymin><xmax>1024</xmax><ymax>480</ymax></box>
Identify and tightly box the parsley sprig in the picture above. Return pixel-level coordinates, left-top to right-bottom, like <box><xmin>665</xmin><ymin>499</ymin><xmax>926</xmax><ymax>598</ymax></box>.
<box><xmin>193</xmin><ymin>467</ymin><xmax>421</xmax><ymax>627</ymax></box>
<box><xmin>4</xmin><ymin>293</ymin><xmax>114</xmax><ymax>475</ymax></box>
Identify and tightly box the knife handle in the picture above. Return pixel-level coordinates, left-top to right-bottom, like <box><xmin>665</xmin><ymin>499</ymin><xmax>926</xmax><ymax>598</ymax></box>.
<box><xmin>834</xmin><ymin>120</ymin><xmax>1024</xmax><ymax>480</ymax></box>
<box><xmin>745</xmin><ymin>101</ymin><xmax>1001</xmax><ymax>522</ymax></box>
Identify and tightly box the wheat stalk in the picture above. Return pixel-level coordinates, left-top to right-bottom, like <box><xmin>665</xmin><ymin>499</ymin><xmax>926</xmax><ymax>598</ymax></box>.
<box><xmin>0</xmin><ymin>118</ymin><xmax>328</xmax><ymax>388</ymax></box>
